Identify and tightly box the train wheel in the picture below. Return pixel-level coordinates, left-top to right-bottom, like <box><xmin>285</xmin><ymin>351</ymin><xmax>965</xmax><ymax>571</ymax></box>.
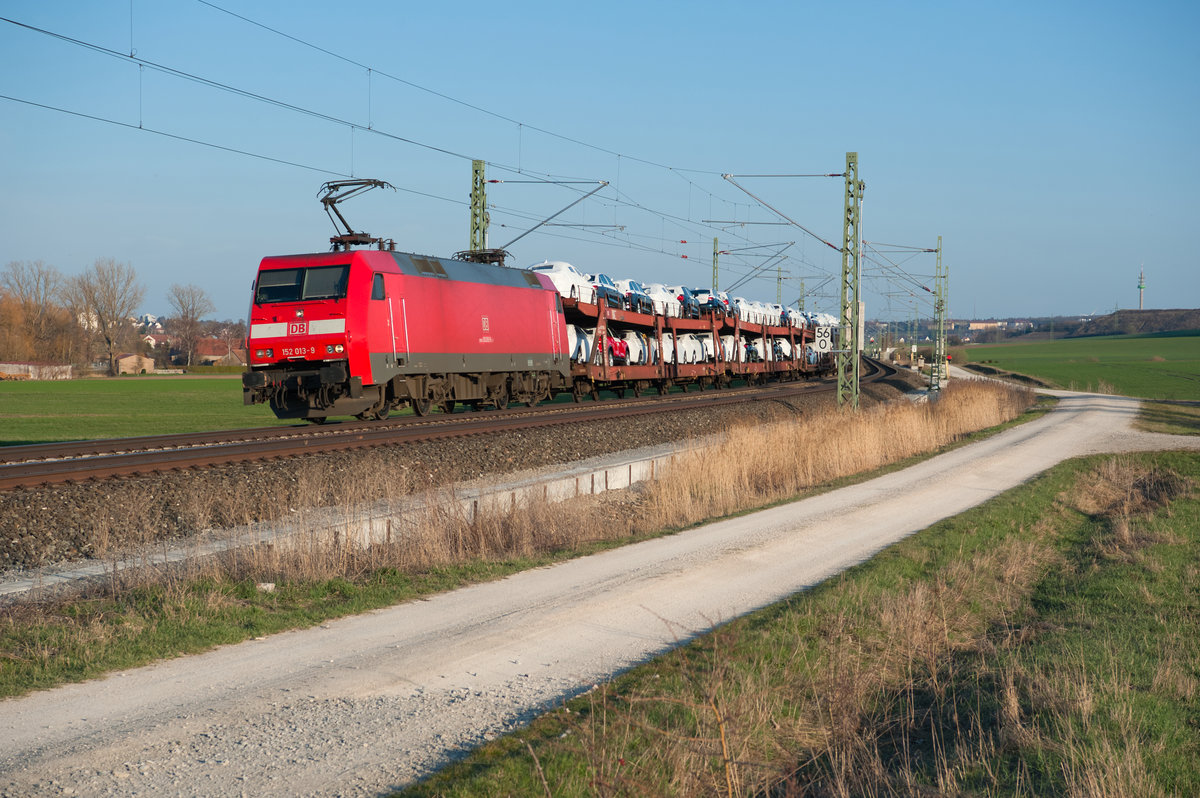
<box><xmin>657</xmin><ymin>382</ymin><xmax>668</xmax><ymax>396</ymax></box>
<box><xmin>439</xmin><ymin>399</ymin><xmax>456</xmax><ymax>414</ymax></box>
<box><xmin>374</xmin><ymin>404</ymin><xmax>390</xmax><ymax>421</ymax></box>
<box><xmin>411</xmin><ymin>397</ymin><xmax>432</xmax><ymax>417</ymax></box>
<box><xmin>493</xmin><ymin>389</ymin><xmax>509</xmax><ymax>411</ymax></box>
<box><xmin>614</xmin><ymin>387</ymin><xmax>626</xmax><ymax>399</ymax></box>
<box><xmin>305</xmin><ymin>417</ymin><xmax>327</xmax><ymax>425</ymax></box>
<box><xmin>631</xmin><ymin>382</ymin><xmax>642</xmax><ymax>398</ymax></box>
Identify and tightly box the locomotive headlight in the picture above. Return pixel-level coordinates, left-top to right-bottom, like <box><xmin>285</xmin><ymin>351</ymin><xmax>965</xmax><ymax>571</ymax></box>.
<box><xmin>255</xmin><ymin>348</ymin><xmax>273</xmax><ymax>358</ymax></box>
<box><xmin>326</xmin><ymin>344</ymin><xmax>344</xmax><ymax>354</ymax></box>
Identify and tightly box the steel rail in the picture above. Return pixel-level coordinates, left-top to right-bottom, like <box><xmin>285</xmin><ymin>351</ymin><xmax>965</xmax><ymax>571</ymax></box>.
<box><xmin>0</xmin><ymin>361</ymin><xmax>894</xmax><ymax>492</ymax></box>
<box><xmin>0</xmin><ymin>380</ymin><xmax>813</xmax><ymax>465</ymax></box>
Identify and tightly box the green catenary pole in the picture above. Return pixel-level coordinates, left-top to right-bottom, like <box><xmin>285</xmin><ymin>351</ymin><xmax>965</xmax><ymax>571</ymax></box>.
<box><xmin>931</xmin><ymin>236</ymin><xmax>946</xmax><ymax>391</ymax></box>
<box><xmin>712</xmin><ymin>237</ymin><xmax>719</xmax><ymax>292</ymax></box>
<box><xmin>837</xmin><ymin>152</ymin><xmax>862</xmax><ymax>409</ymax></box>
<box><xmin>469</xmin><ymin>159</ymin><xmax>488</xmax><ymax>251</ymax></box>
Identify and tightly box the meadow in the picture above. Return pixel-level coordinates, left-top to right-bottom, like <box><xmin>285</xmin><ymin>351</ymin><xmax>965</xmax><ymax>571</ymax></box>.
<box><xmin>0</xmin><ymin>375</ymin><xmax>292</xmax><ymax>445</ymax></box>
<box><xmin>954</xmin><ymin>331</ymin><xmax>1200</xmax><ymax>400</ymax></box>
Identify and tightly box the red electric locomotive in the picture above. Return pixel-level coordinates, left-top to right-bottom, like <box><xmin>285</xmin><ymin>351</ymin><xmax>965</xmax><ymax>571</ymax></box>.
<box><xmin>243</xmin><ymin>178</ymin><xmax>832</xmax><ymax>421</ymax></box>
<box><xmin>243</xmin><ymin>249</ymin><xmax>570</xmax><ymax>421</ymax></box>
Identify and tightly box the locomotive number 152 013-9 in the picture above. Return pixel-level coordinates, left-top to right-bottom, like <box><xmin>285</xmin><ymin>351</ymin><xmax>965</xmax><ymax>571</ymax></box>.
<box><xmin>280</xmin><ymin>346</ymin><xmax>317</xmax><ymax>357</ymax></box>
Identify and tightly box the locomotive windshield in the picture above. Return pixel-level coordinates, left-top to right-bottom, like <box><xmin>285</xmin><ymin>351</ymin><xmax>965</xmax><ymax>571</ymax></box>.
<box><xmin>255</xmin><ymin>264</ymin><xmax>350</xmax><ymax>304</ymax></box>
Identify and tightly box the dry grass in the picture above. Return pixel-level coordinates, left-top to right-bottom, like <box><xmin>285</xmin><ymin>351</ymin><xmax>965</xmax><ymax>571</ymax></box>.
<box><xmin>38</xmin><ymin>379</ymin><xmax>1036</xmax><ymax>599</ymax></box>
<box><xmin>1065</xmin><ymin>456</ymin><xmax>1190</xmax><ymax>561</ymax></box>
<box><xmin>2</xmin><ymin>380</ymin><xmax>1037</xmax><ymax>700</ymax></box>
<box><xmin>641</xmin><ymin>380</ymin><xmax>1035</xmax><ymax>531</ymax></box>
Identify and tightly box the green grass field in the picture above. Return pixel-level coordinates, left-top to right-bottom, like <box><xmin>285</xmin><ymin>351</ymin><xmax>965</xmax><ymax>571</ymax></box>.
<box><xmin>0</xmin><ymin>376</ymin><xmax>291</xmax><ymax>445</ymax></box>
<box><xmin>955</xmin><ymin>331</ymin><xmax>1200</xmax><ymax>400</ymax></box>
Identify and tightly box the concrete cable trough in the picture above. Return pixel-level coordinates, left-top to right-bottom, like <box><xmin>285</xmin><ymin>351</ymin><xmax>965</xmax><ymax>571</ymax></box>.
<box><xmin>0</xmin><ymin>439</ymin><xmax>698</xmax><ymax>600</ymax></box>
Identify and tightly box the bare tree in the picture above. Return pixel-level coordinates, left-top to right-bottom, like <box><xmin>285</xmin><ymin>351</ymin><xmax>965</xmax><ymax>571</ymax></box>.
<box><xmin>168</xmin><ymin>283</ymin><xmax>215</xmax><ymax>366</ymax></box>
<box><xmin>62</xmin><ymin>258</ymin><xmax>144</xmax><ymax>375</ymax></box>
<box><xmin>1</xmin><ymin>260</ymin><xmax>62</xmax><ymax>356</ymax></box>
<box><xmin>219</xmin><ymin>319</ymin><xmax>248</xmax><ymax>366</ymax></box>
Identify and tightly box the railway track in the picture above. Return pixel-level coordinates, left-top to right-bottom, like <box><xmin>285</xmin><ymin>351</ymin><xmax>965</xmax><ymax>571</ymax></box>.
<box><xmin>0</xmin><ymin>359</ymin><xmax>895</xmax><ymax>492</ymax></box>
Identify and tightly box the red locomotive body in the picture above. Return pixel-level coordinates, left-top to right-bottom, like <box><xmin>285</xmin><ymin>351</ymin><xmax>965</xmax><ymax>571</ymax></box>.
<box><xmin>243</xmin><ymin>249</ymin><xmax>569</xmax><ymax>420</ymax></box>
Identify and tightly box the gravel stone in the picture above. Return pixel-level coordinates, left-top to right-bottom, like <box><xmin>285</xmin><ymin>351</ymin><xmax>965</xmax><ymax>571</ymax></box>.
<box><xmin>1</xmin><ymin>378</ymin><xmax>920</xmax><ymax>574</ymax></box>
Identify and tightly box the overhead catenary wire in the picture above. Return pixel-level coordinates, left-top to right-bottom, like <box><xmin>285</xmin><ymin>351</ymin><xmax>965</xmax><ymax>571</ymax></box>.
<box><xmin>2</xmin><ymin>9</ymin><xmax>868</xmax><ymax>314</ymax></box>
<box><xmin>722</xmin><ymin>175</ymin><xmax>842</xmax><ymax>252</ymax></box>
<box><xmin>195</xmin><ymin>0</ymin><xmax>749</xmax><ymax>221</ymax></box>
<box><xmin>0</xmin><ymin>16</ymin><xmax>479</xmax><ymax>165</ymax></box>
<box><xmin>0</xmin><ymin>93</ymin><xmax>342</xmax><ymax>177</ymax></box>
<box><xmin>3</xmin><ymin>16</ymin><xmax>745</xmax><ymax>266</ymax></box>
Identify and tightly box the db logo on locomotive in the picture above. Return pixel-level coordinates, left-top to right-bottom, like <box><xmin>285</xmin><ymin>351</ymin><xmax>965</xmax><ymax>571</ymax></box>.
<box><xmin>288</xmin><ymin>321</ymin><xmax>308</xmax><ymax>336</ymax></box>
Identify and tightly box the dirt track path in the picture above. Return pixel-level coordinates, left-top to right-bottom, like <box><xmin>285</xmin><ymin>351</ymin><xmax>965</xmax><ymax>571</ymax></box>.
<box><xmin>2</xmin><ymin>389</ymin><xmax>1197</xmax><ymax>797</ymax></box>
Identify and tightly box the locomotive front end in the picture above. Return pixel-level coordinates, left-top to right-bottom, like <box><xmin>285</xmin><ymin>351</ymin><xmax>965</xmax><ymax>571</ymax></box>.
<box><xmin>242</xmin><ymin>255</ymin><xmax>369</xmax><ymax>420</ymax></box>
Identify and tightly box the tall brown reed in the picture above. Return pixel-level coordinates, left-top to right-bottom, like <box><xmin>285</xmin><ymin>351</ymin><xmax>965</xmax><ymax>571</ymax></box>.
<box><xmin>642</xmin><ymin>380</ymin><xmax>1034</xmax><ymax>531</ymax></box>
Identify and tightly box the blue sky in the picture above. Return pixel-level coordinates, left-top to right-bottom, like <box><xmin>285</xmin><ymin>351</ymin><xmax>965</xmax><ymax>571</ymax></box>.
<box><xmin>2</xmin><ymin>0</ymin><xmax>1197</xmax><ymax>323</ymax></box>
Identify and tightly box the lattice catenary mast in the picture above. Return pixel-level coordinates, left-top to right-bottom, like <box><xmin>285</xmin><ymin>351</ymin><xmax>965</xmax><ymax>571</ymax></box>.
<box><xmin>931</xmin><ymin>236</ymin><xmax>948</xmax><ymax>392</ymax></box>
<box><xmin>837</xmin><ymin>152</ymin><xmax>863</xmax><ymax>409</ymax></box>
<box><xmin>469</xmin><ymin>159</ymin><xmax>488</xmax><ymax>252</ymax></box>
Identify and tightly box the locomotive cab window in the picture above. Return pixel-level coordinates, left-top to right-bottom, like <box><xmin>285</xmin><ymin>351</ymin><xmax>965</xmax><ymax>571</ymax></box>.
<box><xmin>371</xmin><ymin>273</ymin><xmax>386</xmax><ymax>300</ymax></box>
<box><xmin>255</xmin><ymin>264</ymin><xmax>350</xmax><ymax>304</ymax></box>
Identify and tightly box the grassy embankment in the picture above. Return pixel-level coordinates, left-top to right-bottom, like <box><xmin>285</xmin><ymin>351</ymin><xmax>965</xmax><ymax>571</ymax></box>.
<box><xmin>0</xmin><ymin>380</ymin><xmax>1036</xmax><ymax>698</ymax></box>
<box><xmin>954</xmin><ymin>331</ymin><xmax>1200</xmax><ymax>435</ymax></box>
<box><xmin>0</xmin><ymin>375</ymin><xmax>287</xmax><ymax>445</ymax></box>
<box><xmin>404</xmin><ymin>450</ymin><xmax>1199</xmax><ymax>797</ymax></box>
<box><xmin>0</xmin><ymin>374</ymin><xmax>620</xmax><ymax>445</ymax></box>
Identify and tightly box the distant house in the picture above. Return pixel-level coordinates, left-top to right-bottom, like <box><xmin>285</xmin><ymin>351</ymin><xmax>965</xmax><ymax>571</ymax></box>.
<box><xmin>219</xmin><ymin>348</ymin><xmax>247</xmax><ymax>367</ymax></box>
<box><xmin>194</xmin><ymin>338</ymin><xmax>246</xmax><ymax>366</ymax></box>
<box><xmin>143</xmin><ymin>333</ymin><xmax>172</xmax><ymax>349</ymax></box>
<box><xmin>116</xmin><ymin>353</ymin><xmax>155</xmax><ymax>374</ymax></box>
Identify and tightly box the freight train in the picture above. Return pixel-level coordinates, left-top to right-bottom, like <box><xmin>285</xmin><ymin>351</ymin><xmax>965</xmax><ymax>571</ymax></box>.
<box><xmin>242</xmin><ymin>247</ymin><xmax>834</xmax><ymax>422</ymax></box>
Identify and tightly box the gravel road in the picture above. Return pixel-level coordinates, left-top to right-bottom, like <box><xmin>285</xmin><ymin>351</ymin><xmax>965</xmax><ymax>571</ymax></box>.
<box><xmin>2</xmin><ymin>386</ymin><xmax>1197</xmax><ymax>797</ymax></box>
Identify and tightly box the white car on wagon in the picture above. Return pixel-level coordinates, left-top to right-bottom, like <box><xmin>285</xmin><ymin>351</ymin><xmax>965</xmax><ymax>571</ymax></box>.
<box><xmin>527</xmin><ymin>261</ymin><xmax>594</xmax><ymax>302</ymax></box>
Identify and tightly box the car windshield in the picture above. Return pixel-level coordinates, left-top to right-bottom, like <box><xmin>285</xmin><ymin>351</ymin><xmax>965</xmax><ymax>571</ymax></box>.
<box><xmin>255</xmin><ymin>264</ymin><xmax>350</xmax><ymax>304</ymax></box>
